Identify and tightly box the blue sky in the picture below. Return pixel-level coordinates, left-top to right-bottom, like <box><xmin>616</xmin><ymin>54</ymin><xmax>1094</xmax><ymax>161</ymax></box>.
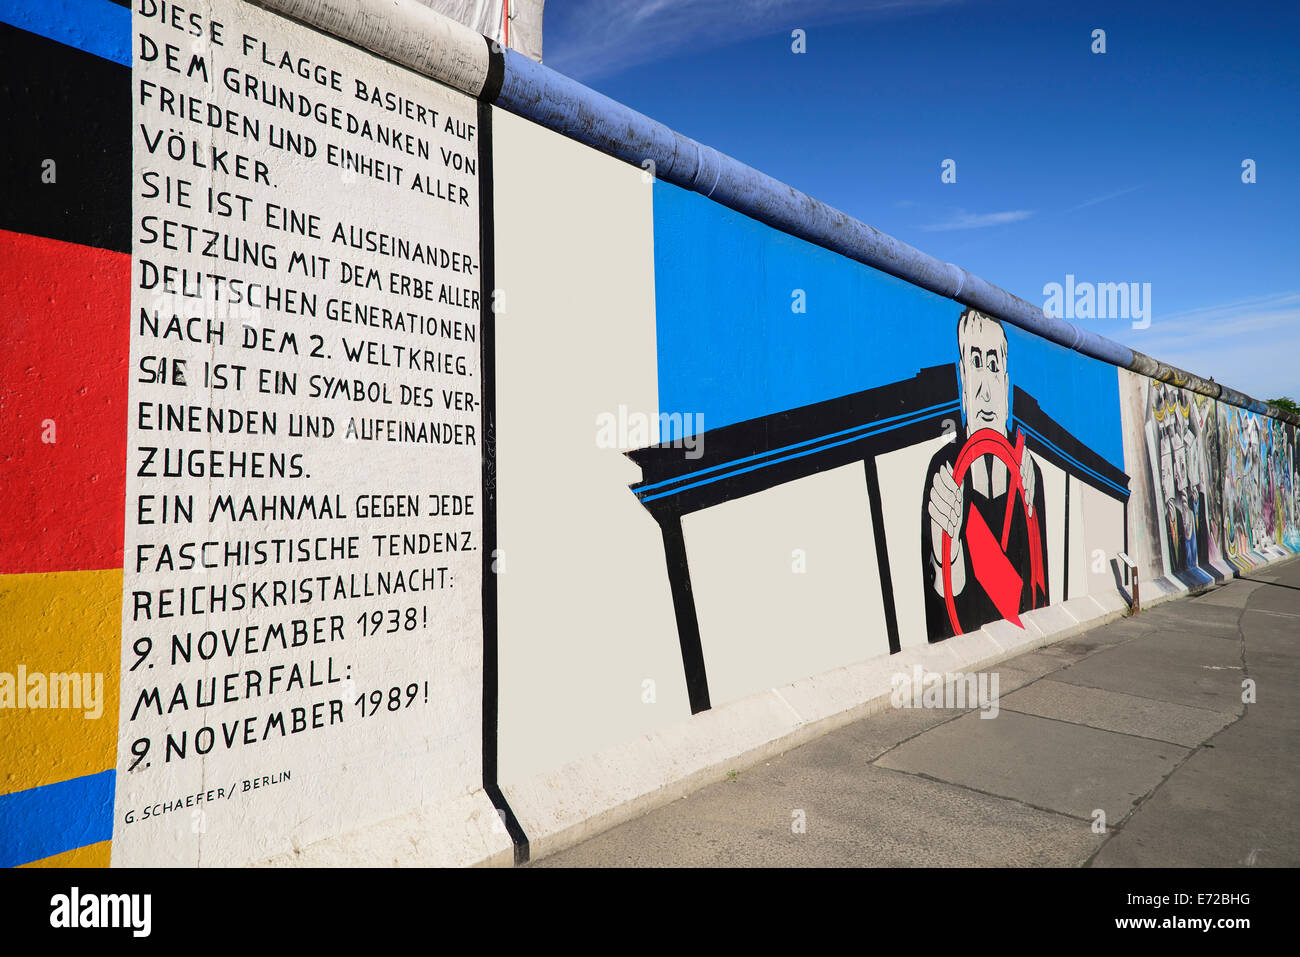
<box><xmin>544</xmin><ymin>0</ymin><xmax>1300</xmax><ymax>400</ymax></box>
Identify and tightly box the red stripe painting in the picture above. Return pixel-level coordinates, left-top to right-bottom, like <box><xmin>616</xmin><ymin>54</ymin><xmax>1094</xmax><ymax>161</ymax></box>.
<box><xmin>0</xmin><ymin>229</ymin><xmax>130</xmax><ymax>573</ymax></box>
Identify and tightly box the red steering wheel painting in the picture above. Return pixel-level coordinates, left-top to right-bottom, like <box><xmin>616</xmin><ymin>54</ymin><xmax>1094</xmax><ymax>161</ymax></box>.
<box><xmin>940</xmin><ymin>429</ymin><xmax>1046</xmax><ymax>635</ymax></box>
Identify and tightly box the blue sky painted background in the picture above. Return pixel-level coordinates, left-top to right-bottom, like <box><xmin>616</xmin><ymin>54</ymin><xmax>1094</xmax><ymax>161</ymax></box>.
<box><xmin>654</xmin><ymin>182</ymin><xmax>1124</xmax><ymax>468</ymax></box>
<box><xmin>546</xmin><ymin>0</ymin><xmax>1300</xmax><ymax>401</ymax></box>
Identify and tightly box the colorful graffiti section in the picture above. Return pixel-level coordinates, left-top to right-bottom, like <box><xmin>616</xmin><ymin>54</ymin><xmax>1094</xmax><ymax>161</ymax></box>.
<box><xmin>1218</xmin><ymin>402</ymin><xmax>1300</xmax><ymax>566</ymax></box>
<box><xmin>1125</xmin><ymin>377</ymin><xmax>1300</xmax><ymax>589</ymax></box>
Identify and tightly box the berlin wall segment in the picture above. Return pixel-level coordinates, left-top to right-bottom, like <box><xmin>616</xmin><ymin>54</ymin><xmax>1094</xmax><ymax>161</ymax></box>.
<box><xmin>2</xmin><ymin>0</ymin><xmax>490</xmax><ymax>867</ymax></box>
<box><xmin>2</xmin><ymin>0</ymin><xmax>1297</xmax><ymax>869</ymax></box>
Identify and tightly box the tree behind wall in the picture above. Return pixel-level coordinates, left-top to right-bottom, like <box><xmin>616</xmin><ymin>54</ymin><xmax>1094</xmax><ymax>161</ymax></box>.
<box><xmin>1268</xmin><ymin>397</ymin><xmax>1300</xmax><ymax>415</ymax></box>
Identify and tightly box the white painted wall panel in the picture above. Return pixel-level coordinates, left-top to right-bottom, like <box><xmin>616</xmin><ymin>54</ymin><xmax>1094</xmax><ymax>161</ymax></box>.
<box><xmin>492</xmin><ymin>108</ymin><xmax>685</xmax><ymax>785</ymax></box>
<box><xmin>682</xmin><ymin>463</ymin><xmax>890</xmax><ymax>706</ymax></box>
<box><xmin>876</xmin><ymin>436</ymin><xmax>951</xmax><ymax>650</ymax></box>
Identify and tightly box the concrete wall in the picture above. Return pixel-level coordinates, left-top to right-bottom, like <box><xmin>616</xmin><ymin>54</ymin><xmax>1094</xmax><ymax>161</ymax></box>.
<box><xmin>3</xmin><ymin>0</ymin><xmax>506</xmax><ymax>868</ymax></box>
<box><xmin>2</xmin><ymin>0</ymin><xmax>1296</xmax><ymax>867</ymax></box>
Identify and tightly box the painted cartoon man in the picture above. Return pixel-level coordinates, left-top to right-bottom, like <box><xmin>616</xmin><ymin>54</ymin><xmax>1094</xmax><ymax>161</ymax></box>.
<box><xmin>1290</xmin><ymin>438</ymin><xmax>1300</xmax><ymax>550</ymax></box>
<box><xmin>921</xmin><ymin>309</ymin><xmax>1048</xmax><ymax>641</ymax></box>
<box><xmin>1158</xmin><ymin>429</ymin><xmax>1184</xmax><ymax>572</ymax></box>
<box><xmin>1171</xmin><ymin>427</ymin><xmax>1214</xmax><ymax>584</ymax></box>
<box><xmin>1178</xmin><ymin>417</ymin><xmax>1214</xmax><ymax>581</ymax></box>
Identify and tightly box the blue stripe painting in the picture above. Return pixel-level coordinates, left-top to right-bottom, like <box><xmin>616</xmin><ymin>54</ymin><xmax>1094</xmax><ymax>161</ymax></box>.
<box><xmin>0</xmin><ymin>769</ymin><xmax>115</xmax><ymax>867</ymax></box>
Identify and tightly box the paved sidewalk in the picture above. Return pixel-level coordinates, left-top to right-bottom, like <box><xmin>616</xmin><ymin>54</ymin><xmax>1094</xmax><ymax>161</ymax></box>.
<box><xmin>536</xmin><ymin>559</ymin><xmax>1300</xmax><ymax>867</ymax></box>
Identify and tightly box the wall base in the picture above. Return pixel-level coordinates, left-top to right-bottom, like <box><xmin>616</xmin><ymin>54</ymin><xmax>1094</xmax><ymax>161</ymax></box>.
<box><xmin>502</xmin><ymin>593</ymin><xmax>1129</xmax><ymax>865</ymax></box>
<box><xmin>252</xmin><ymin>788</ymin><xmax>515</xmax><ymax>868</ymax></box>
<box><xmin>252</xmin><ymin>553</ymin><xmax>1298</xmax><ymax>868</ymax></box>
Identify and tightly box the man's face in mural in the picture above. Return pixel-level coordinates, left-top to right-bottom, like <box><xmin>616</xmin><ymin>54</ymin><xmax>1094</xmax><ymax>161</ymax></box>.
<box><xmin>1185</xmin><ymin>425</ymin><xmax>1201</xmax><ymax>491</ymax></box>
<box><xmin>958</xmin><ymin>310</ymin><xmax>1009</xmax><ymax>435</ymax></box>
<box><xmin>1172</xmin><ymin>429</ymin><xmax>1188</xmax><ymax>500</ymax></box>
<box><xmin>1159</xmin><ymin>437</ymin><xmax>1176</xmax><ymax>508</ymax></box>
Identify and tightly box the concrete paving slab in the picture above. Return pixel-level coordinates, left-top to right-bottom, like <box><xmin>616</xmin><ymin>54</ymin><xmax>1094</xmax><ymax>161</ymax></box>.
<box><xmin>989</xmin><ymin>662</ymin><xmax>1059</xmax><ymax>694</ymax></box>
<box><xmin>1051</xmin><ymin>632</ymin><xmax>1246</xmax><ymax>713</ymax></box>
<box><xmin>989</xmin><ymin>651</ymin><xmax>1073</xmax><ymax>683</ymax></box>
<box><xmin>1063</xmin><ymin>613</ymin><xmax>1160</xmax><ymax>647</ymax></box>
<box><xmin>874</xmin><ymin>709</ymin><xmax>1189</xmax><ymax>823</ymax></box>
<box><xmin>535</xmin><ymin>761</ymin><xmax>1102</xmax><ymax>868</ymax></box>
<box><xmin>1242</xmin><ymin>680</ymin><xmax>1300</xmax><ymax>732</ymax></box>
<box><xmin>1243</xmin><ymin>605</ymin><xmax>1300</xmax><ymax>628</ymax></box>
<box><xmin>1189</xmin><ymin>580</ymin><xmax>1262</xmax><ymax>609</ymax></box>
<box><xmin>799</xmin><ymin>702</ymin><xmax>965</xmax><ymax>763</ymax></box>
<box><xmin>1236</xmin><ymin>607</ymin><xmax>1300</xmax><ymax>730</ymax></box>
<box><xmin>1000</xmin><ymin>679</ymin><xmax>1235</xmax><ymax>747</ymax></box>
<box><xmin>1034</xmin><ymin>636</ymin><xmax>1118</xmax><ymax>665</ymax></box>
<box><xmin>1244</xmin><ymin>582</ymin><xmax>1300</xmax><ymax>614</ymax></box>
<box><xmin>1091</xmin><ymin>713</ymin><xmax>1300</xmax><ymax>867</ymax></box>
<box><xmin>1138</xmin><ymin>601</ymin><xmax>1242</xmax><ymax>640</ymax></box>
<box><xmin>1046</xmin><ymin>627</ymin><xmax>1143</xmax><ymax>662</ymax></box>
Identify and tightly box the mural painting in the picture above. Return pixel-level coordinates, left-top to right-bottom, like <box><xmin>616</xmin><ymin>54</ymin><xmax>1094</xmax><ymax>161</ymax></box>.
<box><xmin>630</xmin><ymin>283</ymin><xmax>1130</xmax><ymax>711</ymax></box>
<box><xmin>1140</xmin><ymin>382</ymin><xmax>1222</xmax><ymax>586</ymax></box>
<box><xmin>922</xmin><ymin>309</ymin><xmax>1048</xmax><ymax>641</ymax></box>
<box><xmin>1272</xmin><ymin>420</ymin><xmax>1300</xmax><ymax>553</ymax></box>
<box><xmin>1221</xmin><ymin>405</ymin><xmax>1275</xmax><ymax>568</ymax></box>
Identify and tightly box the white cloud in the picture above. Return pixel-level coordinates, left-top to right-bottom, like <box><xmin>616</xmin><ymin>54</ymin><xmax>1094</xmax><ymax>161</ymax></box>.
<box><xmin>920</xmin><ymin>208</ymin><xmax>1035</xmax><ymax>231</ymax></box>
<box><xmin>545</xmin><ymin>0</ymin><xmax>964</xmax><ymax>80</ymax></box>
<box><xmin>1126</xmin><ymin>291</ymin><xmax>1300</xmax><ymax>400</ymax></box>
<box><xmin>1064</xmin><ymin>185</ymin><xmax>1142</xmax><ymax>213</ymax></box>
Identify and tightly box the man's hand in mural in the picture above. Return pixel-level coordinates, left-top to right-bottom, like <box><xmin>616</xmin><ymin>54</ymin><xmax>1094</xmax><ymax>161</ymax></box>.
<box><xmin>928</xmin><ymin>460</ymin><xmax>966</xmax><ymax>595</ymax></box>
<box><xmin>1020</xmin><ymin>446</ymin><xmax>1037</xmax><ymax>517</ymax></box>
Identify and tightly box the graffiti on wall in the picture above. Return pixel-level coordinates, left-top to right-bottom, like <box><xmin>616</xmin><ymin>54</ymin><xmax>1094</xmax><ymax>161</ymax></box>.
<box><xmin>1217</xmin><ymin>405</ymin><xmax>1300</xmax><ymax>568</ymax></box>
<box><xmin>1124</xmin><ymin>374</ymin><xmax>1300</xmax><ymax>587</ymax></box>
<box><xmin>1141</xmin><ymin>382</ymin><xmax>1222</xmax><ymax>585</ymax></box>
<box><xmin>1279</xmin><ymin>422</ymin><xmax>1300</xmax><ymax>552</ymax></box>
<box><xmin>922</xmin><ymin>309</ymin><xmax>1048</xmax><ymax>641</ymax></box>
<box><xmin>630</xmin><ymin>291</ymin><xmax>1130</xmax><ymax>712</ymax></box>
